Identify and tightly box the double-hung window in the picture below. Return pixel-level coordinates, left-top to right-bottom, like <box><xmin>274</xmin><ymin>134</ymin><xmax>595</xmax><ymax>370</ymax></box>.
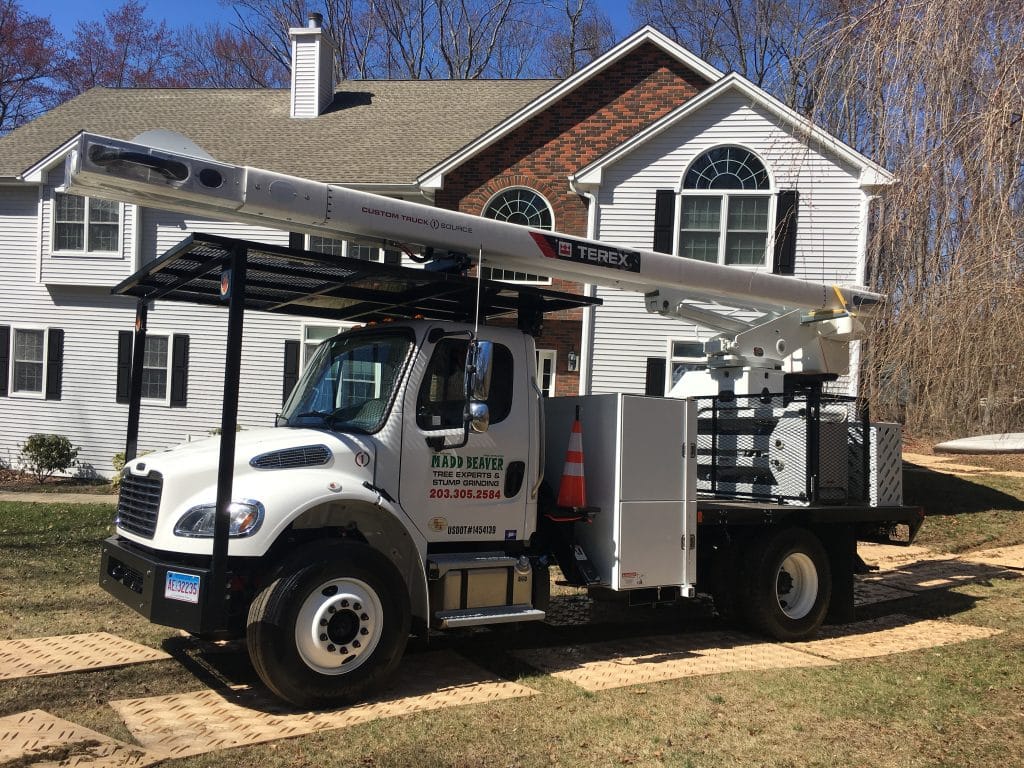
<box><xmin>53</xmin><ymin>193</ymin><xmax>121</xmax><ymax>254</ymax></box>
<box><xmin>1</xmin><ymin>326</ymin><xmax>64</xmax><ymax>400</ymax></box>
<box><xmin>12</xmin><ymin>329</ymin><xmax>45</xmax><ymax>394</ymax></box>
<box><xmin>679</xmin><ymin>147</ymin><xmax>772</xmax><ymax>267</ymax></box>
<box><xmin>141</xmin><ymin>335</ymin><xmax>170</xmax><ymax>401</ymax></box>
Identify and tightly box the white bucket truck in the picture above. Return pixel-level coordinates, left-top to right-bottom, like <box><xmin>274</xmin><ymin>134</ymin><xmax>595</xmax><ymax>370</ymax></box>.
<box><xmin>66</xmin><ymin>133</ymin><xmax>921</xmax><ymax>707</ymax></box>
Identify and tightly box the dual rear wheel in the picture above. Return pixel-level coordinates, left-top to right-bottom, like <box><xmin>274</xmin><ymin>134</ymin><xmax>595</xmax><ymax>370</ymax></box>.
<box><xmin>717</xmin><ymin>526</ymin><xmax>832</xmax><ymax>642</ymax></box>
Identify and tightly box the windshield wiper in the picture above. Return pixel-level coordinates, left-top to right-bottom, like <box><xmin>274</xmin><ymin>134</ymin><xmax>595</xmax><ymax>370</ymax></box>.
<box><xmin>289</xmin><ymin>409</ymin><xmax>371</xmax><ymax>434</ymax></box>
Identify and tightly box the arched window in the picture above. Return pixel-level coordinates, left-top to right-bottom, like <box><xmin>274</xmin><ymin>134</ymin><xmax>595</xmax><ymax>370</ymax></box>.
<box><xmin>482</xmin><ymin>188</ymin><xmax>552</xmax><ymax>283</ymax></box>
<box><xmin>680</xmin><ymin>147</ymin><xmax>772</xmax><ymax>266</ymax></box>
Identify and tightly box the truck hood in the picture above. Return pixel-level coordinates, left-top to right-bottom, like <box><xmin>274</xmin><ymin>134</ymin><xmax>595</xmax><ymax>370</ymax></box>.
<box><xmin>125</xmin><ymin>426</ymin><xmax>376</xmax><ymax>480</ymax></box>
<box><xmin>119</xmin><ymin>426</ymin><xmax>381</xmax><ymax>556</ymax></box>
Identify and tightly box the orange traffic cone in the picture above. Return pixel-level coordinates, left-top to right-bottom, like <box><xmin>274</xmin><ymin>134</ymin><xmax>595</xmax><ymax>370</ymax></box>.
<box><xmin>557</xmin><ymin>406</ymin><xmax>587</xmax><ymax>508</ymax></box>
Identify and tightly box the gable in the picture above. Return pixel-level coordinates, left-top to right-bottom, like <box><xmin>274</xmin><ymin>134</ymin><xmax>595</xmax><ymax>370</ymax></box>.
<box><xmin>418</xmin><ymin>27</ymin><xmax>722</xmax><ymax>191</ymax></box>
<box><xmin>435</xmin><ymin>41</ymin><xmax>713</xmax><ymax>237</ymax></box>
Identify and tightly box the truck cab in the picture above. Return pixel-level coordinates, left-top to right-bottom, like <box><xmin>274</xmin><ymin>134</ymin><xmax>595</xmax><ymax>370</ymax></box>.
<box><xmin>105</xmin><ymin>318</ymin><xmax>553</xmax><ymax>707</ymax></box>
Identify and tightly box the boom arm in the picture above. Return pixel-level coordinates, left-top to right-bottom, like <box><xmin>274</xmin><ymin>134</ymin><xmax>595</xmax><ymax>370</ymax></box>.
<box><xmin>64</xmin><ymin>132</ymin><xmax>882</xmax><ymax>376</ymax></box>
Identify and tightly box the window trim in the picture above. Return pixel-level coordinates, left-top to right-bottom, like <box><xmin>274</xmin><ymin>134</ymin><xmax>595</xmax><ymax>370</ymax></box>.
<box><xmin>139</xmin><ymin>333</ymin><xmax>173</xmax><ymax>406</ymax></box>
<box><xmin>667</xmin><ymin>337</ymin><xmax>707</xmax><ymax>393</ymax></box>
<box><xmin>481</xmin><ymin>187</ymin><xmax>554</xmax><ymax>285</ymax></box>
<box><xmin>676</xmin><ymin>145</ymin><xmax>776</xmax><ymax>269</ymax></box>
<box><xmin>535</xmin><ymin>348</ymin><xmax>557</xmax><ymax>397</ymax></box>
<box><xmin>305</xmin><ymin>234</ymin><xmax>386</xmax><ymax>263</ymax></box>
<box><xmin>8</xmin><ymin>326</ymin><xmax>48</xmax><ymax>399</ymax></box>
<box><xmin>50</xmin><ymin>192</ymin><xmax>123</xmax><ymax>257</ymax></box>
<box><xmin>301</xmin><ymin>322</ymin><xmax>353</xmax><ymax>371</ymax></box>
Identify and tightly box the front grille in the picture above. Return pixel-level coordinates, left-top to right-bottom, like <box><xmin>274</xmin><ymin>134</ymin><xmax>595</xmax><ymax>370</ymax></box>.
<box><xmin>116</xmin><ymin>470</ymin><xmax>163</xmax><ymax>539</ymax></box>
<box><xmin>250</xmin><ymin>444</ymin><xmax>331</xmax><ymax>469</ymax></box>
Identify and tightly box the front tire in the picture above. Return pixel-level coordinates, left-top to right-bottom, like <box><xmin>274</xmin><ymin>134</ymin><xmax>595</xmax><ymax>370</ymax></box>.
<box><xmin>740</xmin><ymin>527</ymin><xmax>831</xmax><ymax>641</ymax></box>
<box><xmin>247</xmin><ymin>542</ymin><xmax>411</xmax><ymax>708</ymax></box>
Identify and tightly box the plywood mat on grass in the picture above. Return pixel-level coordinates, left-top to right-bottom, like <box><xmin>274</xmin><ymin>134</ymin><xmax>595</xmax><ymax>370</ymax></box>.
<box><xmin>0</xmin><ymin>633</ymin><xmax>169</xmax><ymax>681</ymax></box>
<box><xmin>0</xmin><ymin>709</ymin><xmax>151</xmax><ymax>768</ymax></box>
<box><xmin>515</xmin><ymin>616</ymin><xmax>1000</xmax><ymax>692</ymax></box>
<box><xmin>110</xmin><ymin>650</ymin><xmax>537</xmax><ymax>760</ymax></box>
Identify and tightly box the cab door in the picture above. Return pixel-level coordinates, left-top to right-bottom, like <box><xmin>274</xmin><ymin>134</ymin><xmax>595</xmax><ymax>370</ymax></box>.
<box><xmin>398</xmin><ymin>327</ymin><xmax>532</xmax><ymax>546</ymax></box>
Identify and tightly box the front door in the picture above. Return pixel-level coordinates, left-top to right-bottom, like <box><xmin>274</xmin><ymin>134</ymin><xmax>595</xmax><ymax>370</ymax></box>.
<box><xmin>399</xmin><ymin>327</ymin><xmax>532</xmax><ymax>546</ymax></box>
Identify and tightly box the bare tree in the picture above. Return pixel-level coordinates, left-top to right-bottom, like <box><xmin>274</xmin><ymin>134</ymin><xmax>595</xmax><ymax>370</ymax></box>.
<box><xmin>628</xmin><ymin>0</ymin><xmax>837</xmax><ymax>107</ymax></box>
<box><xmin>0</xmin><ymin>0</ymin><xmax>60</xmax><ymax>134</ymax></box>
<box><xmin>435</xmin><ymin>0</ymin><xmax>519</xmax><ymax>79</ymax></box>
<box><xmin>175</xmin><ymin>23</ymin><xmax>288</xmax><ymax>87</ymax></box>
<box><xmin>540</xmin><ymin>0</ymin><xmax>615</xmax><ymax>77</ymax></box>
<box><xmin>55</xmin><ymin>0</ymin><xmax>181</xmax><ymax>97</ymax></box>
<box><xmin>811</xmin><ymin>0</ymin><xmax>1024</xmax><ymax>436</ymax></box>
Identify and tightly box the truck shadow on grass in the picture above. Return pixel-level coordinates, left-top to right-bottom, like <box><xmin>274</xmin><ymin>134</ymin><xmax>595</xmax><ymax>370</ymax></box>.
<box><xmin>902</xmin><ymin>463</ymin><xmax>1024</xmax><ymax>515</ymax></box>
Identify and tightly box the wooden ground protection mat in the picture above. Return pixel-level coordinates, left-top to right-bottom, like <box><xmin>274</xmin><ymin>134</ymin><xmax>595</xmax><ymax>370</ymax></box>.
<box><xmin>783</xmin><ymin>614</ymin><xmax>1002</xmax><ymax>660</ymax></box>
<box><xmin>512</xmin><ymin>632</ymin><xmax>836</xmax><ymax>691</ymax></box>
<box><xmin>109</xmin><ymin>650</ymin><xmax>536</xmax><ymax>760</ymax></box>
<box><xmin>959</xmin><ymin>544</ymin><xmax>1024</xmax><ymax>570</ymax></box>
<box><xmin>858</xmin><ymin>557</ymin><xmax>1016</xmax><ymax>593</ymax></box>
<box><xmin>0</xmin><ymin>633</ymin><xmax>169</xmax><ymax>681</ymax></box>
<box><xmin>514</xmin><ymin>615</ymin><xmax>1001</xmax><ymax>692</ymax></box>
<box><xmin>0</xmin><ymin>710</ymin><xmax>151</xmax><ymax>768</ymax></box>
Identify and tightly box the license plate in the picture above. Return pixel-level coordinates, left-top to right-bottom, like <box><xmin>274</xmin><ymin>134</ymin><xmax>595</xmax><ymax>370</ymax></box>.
<box><xmin>164</xmin><ymin>571</ymin><xmax>201</xmax><ymax>604</ymax></box>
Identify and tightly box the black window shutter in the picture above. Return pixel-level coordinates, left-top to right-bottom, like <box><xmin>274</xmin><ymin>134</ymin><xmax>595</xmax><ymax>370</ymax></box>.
<box><xmin>170</xmin><ymin>335</ymin><xmax>189</xmax><ymax>407</ymax></box>
<box><xmin>652</xmin><ymin>189</ymin><xmax>676</xmax><ymax>254</ymax></box>
<box><xmin>383</xmin><ymin>248</ymin><xmax>401</xmax><ymax>265</ymax></box>
<box><xmin>772</xmin><ymin>190</ymin><xmax>799</xmax><ymax>275</ymax></box>
<box><xmin>45</xmin><ymin>328</ymin><xmax>64</xmax><ymax>400</ymax></box>
<box><xmin>288</xmin><ymin>231</ymin><xmax>304</xmax><ymax>250</ymax></box>
<box><xmin>116</xmin><ymin>330</ymin><xmax>133</xmax><ymax>404</ymax></box>
<box><xmin>0</xmin><ymin>326</ymin><xmax>9</xmax><ymax>397</ymax></box>
<box><xmin>282</xmin><ymin>339</ymin><xmax>300</xmax><ymax>406</ymax></box>
<box><xmin>644</xmin><ymin>357</ymin><xmax>667</xmax><ymax>396</ymax></box>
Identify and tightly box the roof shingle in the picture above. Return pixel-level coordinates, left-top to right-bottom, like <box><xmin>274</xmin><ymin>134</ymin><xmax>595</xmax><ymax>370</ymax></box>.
<box><xmin>0</xmin><ymin>80</ymin><xmax>556</xmax><ymax>182</ymax></box>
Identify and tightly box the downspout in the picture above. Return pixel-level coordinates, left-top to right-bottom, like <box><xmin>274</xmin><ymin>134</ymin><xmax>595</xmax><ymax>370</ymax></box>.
<box><xmin>569</xmin><ymin>179</ymin><xmax>599</xmax><ymax>396</ymax></box>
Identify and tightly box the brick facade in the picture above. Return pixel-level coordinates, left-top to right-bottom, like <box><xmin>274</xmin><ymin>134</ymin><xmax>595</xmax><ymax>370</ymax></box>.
<box><xmin>435</xmin><ymin>42</ymin><xmax>709</xmax><ymax>395</ymax></box>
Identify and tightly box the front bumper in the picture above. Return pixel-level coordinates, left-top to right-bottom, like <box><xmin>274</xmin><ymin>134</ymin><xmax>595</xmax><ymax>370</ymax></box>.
<box><xmin>99</xmin><ymin>536</ymin><xmax>228</xmax><ymax>635</ymax></box>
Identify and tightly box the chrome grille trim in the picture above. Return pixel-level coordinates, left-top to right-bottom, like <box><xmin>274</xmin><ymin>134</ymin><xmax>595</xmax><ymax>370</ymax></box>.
<box><xmin>250</xmin><ymin>444</ymin><xmax>332</xmax><ymax>470</ymax></box>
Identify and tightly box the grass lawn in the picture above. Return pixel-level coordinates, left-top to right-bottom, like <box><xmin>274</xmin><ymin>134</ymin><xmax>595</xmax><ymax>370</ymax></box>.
<box><xmin>1</xmin><ymin>462</ymin><xmax>1023</xmax><ymax>767</ymax></box>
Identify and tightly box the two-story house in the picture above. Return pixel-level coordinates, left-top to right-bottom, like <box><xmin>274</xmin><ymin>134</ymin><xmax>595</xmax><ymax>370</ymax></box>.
<box><xmin>0</xmin><ymin>20</ymin><xmax>892</xmax><ymax>476</ymax></box>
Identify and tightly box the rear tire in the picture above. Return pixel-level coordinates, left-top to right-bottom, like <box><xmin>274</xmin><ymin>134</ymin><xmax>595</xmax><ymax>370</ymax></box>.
<box><xmin>740</xmin><ymin>527</ymin><xmax>830</xmax><ymax>641</ymax></box>
<box><xmin>247</xmin><ymin>542</ymin><xmax>410</xmax><ymax>708</ymax></box>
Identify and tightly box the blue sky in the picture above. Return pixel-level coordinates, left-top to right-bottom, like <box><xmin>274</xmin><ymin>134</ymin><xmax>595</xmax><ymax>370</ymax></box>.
<box><xmin>31</xmin><ymin>0</ymin><xmax>638</xmax><ymax>42</ymax></box>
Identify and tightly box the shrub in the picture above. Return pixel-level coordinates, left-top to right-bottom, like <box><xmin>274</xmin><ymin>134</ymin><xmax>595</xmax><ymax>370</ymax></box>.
<box><xmin>19</xmin><ymin>434</ymin><xmax>80</xmax><ymax>484</ymax></box>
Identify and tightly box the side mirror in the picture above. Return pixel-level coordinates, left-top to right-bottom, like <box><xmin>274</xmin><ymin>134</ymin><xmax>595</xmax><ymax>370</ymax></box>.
<box><xmin>466</xmin><ymin>340</ymin><xmax>493</xmax><ymax>402</ymax></box>
<box><xmin>467</xmin><ymin>401</ymin><xmax>490</xmax><ymax>433</ymax></box>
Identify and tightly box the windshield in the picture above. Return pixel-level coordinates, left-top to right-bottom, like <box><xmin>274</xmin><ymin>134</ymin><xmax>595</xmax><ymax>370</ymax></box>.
<box><xmin>280</xmin><ymin>328</ymin><xmax>414</xmax><ymax>433</ymax></box>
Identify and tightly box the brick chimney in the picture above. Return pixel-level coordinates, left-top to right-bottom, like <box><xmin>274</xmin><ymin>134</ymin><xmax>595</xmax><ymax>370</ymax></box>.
<box><xmin>289</xmin><ymin>12</ymin><xmax>336</xmax><ymax>118</ymax></box>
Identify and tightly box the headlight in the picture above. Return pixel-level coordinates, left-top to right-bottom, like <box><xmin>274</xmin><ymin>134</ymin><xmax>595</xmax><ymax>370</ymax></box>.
<box><xmin>173</xmin><ymin>500</ymin><xmax>265</xmax><ymax>538</ymax></box>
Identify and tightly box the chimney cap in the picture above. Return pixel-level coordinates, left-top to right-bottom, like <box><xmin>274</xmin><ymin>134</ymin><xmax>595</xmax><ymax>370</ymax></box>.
<box><xmin>307</xmin><ymin>11</ymin><xmax>323</xmax><ymax>28</ymax></box>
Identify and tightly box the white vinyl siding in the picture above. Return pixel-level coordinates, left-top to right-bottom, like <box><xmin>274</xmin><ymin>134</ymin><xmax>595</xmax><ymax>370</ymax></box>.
<box><xmin>0</xmin><ymin>188</ymin><xmax>321</xmax><ymax>476</ymax></box>
<box><xmin>589</xmin><ymin>91</ymin><xmax>865</xmax><ymax>396</ymax></box>
<box><xmin>39</xmin><ymin>165</ymin><xmax>138</xmax><ymax>286</ymax></box>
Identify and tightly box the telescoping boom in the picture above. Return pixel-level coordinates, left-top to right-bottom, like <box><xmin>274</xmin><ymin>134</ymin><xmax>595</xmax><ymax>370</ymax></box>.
<box><xmin>65</xmin><ymin>132</ymin><xmax>881</xmax><ymax>320</ymax></box>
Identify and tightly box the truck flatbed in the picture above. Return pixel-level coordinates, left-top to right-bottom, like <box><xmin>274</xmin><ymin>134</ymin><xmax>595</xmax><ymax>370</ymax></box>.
<box><xmin>697</xmin><ymin>499</ymin><xmax>922</xmax><ymax>543</ymax></box>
